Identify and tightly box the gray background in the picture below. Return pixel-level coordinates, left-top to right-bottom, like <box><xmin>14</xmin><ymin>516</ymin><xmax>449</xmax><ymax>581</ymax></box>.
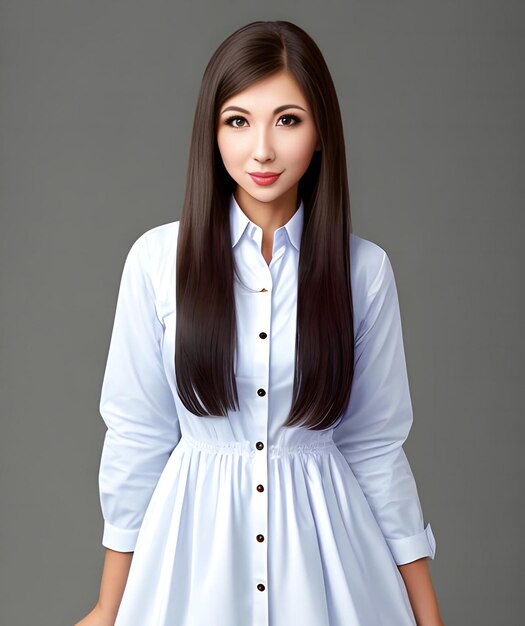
<box><xmin>1</xmin><ymin>1</ymin><xmax>523</xmax><ymax>625</ymax></box>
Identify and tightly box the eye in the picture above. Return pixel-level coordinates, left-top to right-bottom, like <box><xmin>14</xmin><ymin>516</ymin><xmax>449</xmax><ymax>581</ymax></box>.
<box><xmin>223</xmin><ymin>115</ymin><xmax>248</xmax><ymax>128</ymax></box>
<box><xmin>222</xmin><ymin>114</ymin><xmax>302</xmax><ymax>128</ymax></box>
<box><xmin>277</xmin><ymin>114</ymin><xmax>301</xmax><ymax>127</ymax></box>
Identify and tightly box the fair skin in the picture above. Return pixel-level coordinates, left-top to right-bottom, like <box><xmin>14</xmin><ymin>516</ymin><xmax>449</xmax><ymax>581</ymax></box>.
<box><xmin>216</xmin><ymin>69</ymin><xmax>320</xmax><ymax>266</ymax></box>
<box><xmin>398</xmin><ymin>557</ymin><xmax>445</xmax><ymax>626</ymax></box>
<box><xmin>74</xmin><ymin>549</ymin><xmax>132</xmax><ymax>625</ymax></box>
<box><xmin>218</xmin><ymin>69</ymin><xmax>445</xmax><ymax>626</ymax></box>
<box><xmin>75</xmin><ymin>69</ymin><xmax>444</xmax><ymax>626</ymax></box>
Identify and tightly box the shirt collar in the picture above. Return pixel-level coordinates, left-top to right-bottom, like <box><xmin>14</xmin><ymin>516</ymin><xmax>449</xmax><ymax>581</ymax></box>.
<box><xmin>229</xmin><ymin>192</ymin><xmax>304</xmax><ymax>252</ymax></box>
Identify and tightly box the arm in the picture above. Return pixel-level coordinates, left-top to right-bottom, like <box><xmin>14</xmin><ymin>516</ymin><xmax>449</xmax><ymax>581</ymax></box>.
<box><xmin>398</xmin><ymin>558</ymin><xmax>445</xmax><ymax>626</ymax></box>
<box><xmin>98</xmin><ymin>231</ymin><xmax>181</xmax><ymax>552</ymax></box>
<box><xmin>76</xmin><ymin>232</ymin><xmax>181</xmax><ymax>624</ymax></box>
<box><xmin>75</xmin><ymin>549</ymin><xmax>133</xmax><ymax>625</ymax></box>
<box><xmin>96</xmin><ymin>549</ymin><xmax>133</xmax><ymax>620</ymax></box>
<box><xmin>333</xmin><ymin>248</ymin><xmax>441</xmax><ymax>614</ymax></box>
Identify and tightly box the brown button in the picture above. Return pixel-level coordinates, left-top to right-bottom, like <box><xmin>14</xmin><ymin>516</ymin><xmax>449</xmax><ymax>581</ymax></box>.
<box><xmin>259</xmin><ymin>331</ymin><xmax>267</xmax><ymax>339</ymax></box>
<box><xmin>257</xmin><ymin>388</ymin><xmax>266</xmax><ymax>397</ymax></box>
<box><xmin>260</xmin><ymin>288</ymin><xmax>268</xmax><ymax>292</ymax></box>
<box><xmin>256</xmin><ymin>484</ymin><xmax>264</xmax><ymax>492</ymax></box>
<box><xmin>257</xmin><ymin>583</ymin><xmax>266</xmax><ymax>591</ymax></box>
<box><xmin>256</xmin><ymin>441</ymin><xmax>264</xmax><ymax>450</ymax></box>
<box><xmin>256</xmin><ymin>534</ymin><xmax>265</xmax><ymax>542</ymax></box>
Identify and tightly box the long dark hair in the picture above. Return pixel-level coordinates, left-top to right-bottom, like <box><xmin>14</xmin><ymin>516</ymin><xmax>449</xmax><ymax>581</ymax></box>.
<box><xmin>175</xmin><ymin>20</ymin><xmax>354</xmax><ymax>430</ymax></box>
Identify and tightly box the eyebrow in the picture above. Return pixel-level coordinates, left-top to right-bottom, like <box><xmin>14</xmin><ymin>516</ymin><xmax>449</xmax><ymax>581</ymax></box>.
<box><xmin>220</xmin><ymin>104</ymin><xmax>307</xmax><ymax>116</ymax></box>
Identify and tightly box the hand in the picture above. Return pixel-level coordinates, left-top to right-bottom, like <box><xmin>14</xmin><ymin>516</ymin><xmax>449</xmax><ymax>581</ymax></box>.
<box><xmin>74</xmin><ymin>603</ymin><xmax>117</xmax><ymax>626</ymax></box>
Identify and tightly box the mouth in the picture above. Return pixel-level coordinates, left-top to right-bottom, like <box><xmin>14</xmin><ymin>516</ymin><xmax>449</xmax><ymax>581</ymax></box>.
<box><xmin>248</xmin><ymin>171</ymin><xmax>282</xmax><ymax>186</ymax></box>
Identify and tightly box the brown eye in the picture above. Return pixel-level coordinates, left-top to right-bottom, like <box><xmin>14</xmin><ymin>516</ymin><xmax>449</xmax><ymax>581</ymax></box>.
<box><xmin>278</xmin><ymin>114</ymin><xmax>301</xmax><ymax>127</ymax></box>
<box><xmin>224</xmin><ymin>116</ymin><xmax>247</xmax><ymax>128</ymax></box>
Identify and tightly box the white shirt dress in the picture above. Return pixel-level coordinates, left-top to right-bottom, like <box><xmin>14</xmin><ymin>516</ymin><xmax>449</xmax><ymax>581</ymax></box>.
<box><xmin>98</xmin><ymin>192</ymin><xmax>436</xmax><ymax>626</ymax></box>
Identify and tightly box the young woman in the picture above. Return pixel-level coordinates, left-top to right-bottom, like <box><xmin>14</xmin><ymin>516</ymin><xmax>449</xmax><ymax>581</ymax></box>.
<box><xmin>76</xmin><ymin>19</ymin><xmax>444</xmax><ymax>626</ymax></box>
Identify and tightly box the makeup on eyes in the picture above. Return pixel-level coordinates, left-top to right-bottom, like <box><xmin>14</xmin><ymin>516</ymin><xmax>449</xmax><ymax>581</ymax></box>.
<box><xmin>223</xmin><ymin>113</ymin><xmax>301</xmax><ymax>128</ymax></box>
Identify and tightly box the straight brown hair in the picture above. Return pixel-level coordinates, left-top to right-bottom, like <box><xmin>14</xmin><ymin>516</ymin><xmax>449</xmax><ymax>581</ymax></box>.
<box><xmin>175</xmin><ymin>20</ymin><xmax>355</xmax><ymax>430</ymax></box>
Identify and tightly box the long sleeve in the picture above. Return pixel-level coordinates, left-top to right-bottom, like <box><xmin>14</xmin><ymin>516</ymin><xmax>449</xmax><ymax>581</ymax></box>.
<box><xmin>333</xmin><ymin>249</ymin><xmax>436</xmax><ymax>565</ymax></box>
<box><xmin>98</xmin><ymin>232</ymin><xmax>181</xmax><ymax>552</ymax></box>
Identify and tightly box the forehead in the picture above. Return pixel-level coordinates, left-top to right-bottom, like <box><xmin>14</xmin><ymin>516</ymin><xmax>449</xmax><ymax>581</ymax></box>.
<box><xmin>220</xmin><ymin>71</ymin><xmax>308</xmax><ymax>110</ymax></box>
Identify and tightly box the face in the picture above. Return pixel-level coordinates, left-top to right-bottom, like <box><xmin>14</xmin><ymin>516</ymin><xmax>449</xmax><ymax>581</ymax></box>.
<box><xmin>216</xmin><ymin>69</ymin><xmax>320</xmax><ymax>209</ymax></box>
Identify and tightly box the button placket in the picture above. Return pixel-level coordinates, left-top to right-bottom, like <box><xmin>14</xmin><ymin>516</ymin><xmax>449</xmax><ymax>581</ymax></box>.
<box><xmin>252</xmin><ymin>282</ymin><xmax>271</xmax><ymax>624</ymax></box>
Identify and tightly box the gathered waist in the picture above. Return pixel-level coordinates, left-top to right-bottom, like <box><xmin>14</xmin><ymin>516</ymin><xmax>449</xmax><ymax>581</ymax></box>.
<box><xmin>179</xmin><ymin>431</ymin><xmax>337</xmax><ymax>459</ymax></box>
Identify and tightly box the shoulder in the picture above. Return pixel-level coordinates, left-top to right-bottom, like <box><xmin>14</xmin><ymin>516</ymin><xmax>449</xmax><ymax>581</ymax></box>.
<box><xmin>122</xmin><ymin>221</ymin><xmax>179</xmax><ymax>308</ymax></box>
<box><xmin>349</xmin><ymin>232</ymin><xmax>398</xmax><ymax>334</ymax></box>
<box><xmin>349</xmin><ymin>232</ymin><xmax>390</xmax><ymax>297</ymax></box>
<box><xmin>122</xmin><ymin>220</ymin><xmax>178</xmax><ymax>268</ymax></box>
<box><xmin>125</xmin><ymin>220</ymin><xmax>179</xmax><ymax>262</ymax></box>
<box><xmin>140</xmin><ymin>220</ymin><xmax>180</xmax><ymax>261</ymax></box>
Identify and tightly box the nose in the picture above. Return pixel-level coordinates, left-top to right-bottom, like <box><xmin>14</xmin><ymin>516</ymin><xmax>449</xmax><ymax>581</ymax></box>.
<box><xmin>252</xmin><ymin>126</ymin><xmax>275</xmax><ymax>162</ymax></box>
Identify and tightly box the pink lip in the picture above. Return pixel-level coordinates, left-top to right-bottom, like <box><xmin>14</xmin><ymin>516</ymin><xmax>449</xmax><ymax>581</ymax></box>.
<box><xmin>249</xmin><ymin>172</ymin><xmax>282</xmax><ymax>186</ymax></box>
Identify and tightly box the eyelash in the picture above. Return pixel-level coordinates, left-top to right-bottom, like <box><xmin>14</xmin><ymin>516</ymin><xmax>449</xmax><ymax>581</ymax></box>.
<box><xmin>223</xmin><ymin>114</ymin><xmax>301</xmax><ymax>128</ymax></box>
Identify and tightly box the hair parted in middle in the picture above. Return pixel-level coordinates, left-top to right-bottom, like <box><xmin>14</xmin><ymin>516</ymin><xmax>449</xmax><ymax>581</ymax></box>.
<box><xmin>175</xmin><ymin>20</ymin><xmax>355</xmax><ymax>430</ymax></box>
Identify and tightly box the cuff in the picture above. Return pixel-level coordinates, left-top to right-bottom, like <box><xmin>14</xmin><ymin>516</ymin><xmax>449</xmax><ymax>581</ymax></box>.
<box><xmin>102</xmin><ymin>520</ymin><xmax>140</xmax><ymax>552</ymax></box>
<box><xmin>385</xmin><ymin>522</ymin><xmax>436</xmax><ymax>565</ymax></box>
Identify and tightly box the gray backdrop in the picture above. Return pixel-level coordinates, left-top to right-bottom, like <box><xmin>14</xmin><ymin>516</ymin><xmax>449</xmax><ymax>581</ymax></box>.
<box><xmin>1</xmin><ymin>2</ymin><xmax>523</xmax><ymax>625</ymax></box>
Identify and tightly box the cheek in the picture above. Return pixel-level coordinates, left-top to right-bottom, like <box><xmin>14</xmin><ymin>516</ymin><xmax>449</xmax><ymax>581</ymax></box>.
<box><xmin>217</xmin><ymin>134</ymin><xmax>244</xmax><ymax>167</ymax></box>
<box><xmin>216</xmin><ymin>133</ymin><xmax>228</xmax><ymax>161</ymax></box>
<box><xmin>284</xmin><ymin>134</ymin><xmax>317</xmax><ymax>166</ymax></box>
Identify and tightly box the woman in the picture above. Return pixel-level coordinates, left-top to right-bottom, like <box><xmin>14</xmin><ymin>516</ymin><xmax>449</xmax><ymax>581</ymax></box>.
<box><xmin>76</xmin><ymin>19</ymin><xmax>444</xmax><ymax>626</ymax></box>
